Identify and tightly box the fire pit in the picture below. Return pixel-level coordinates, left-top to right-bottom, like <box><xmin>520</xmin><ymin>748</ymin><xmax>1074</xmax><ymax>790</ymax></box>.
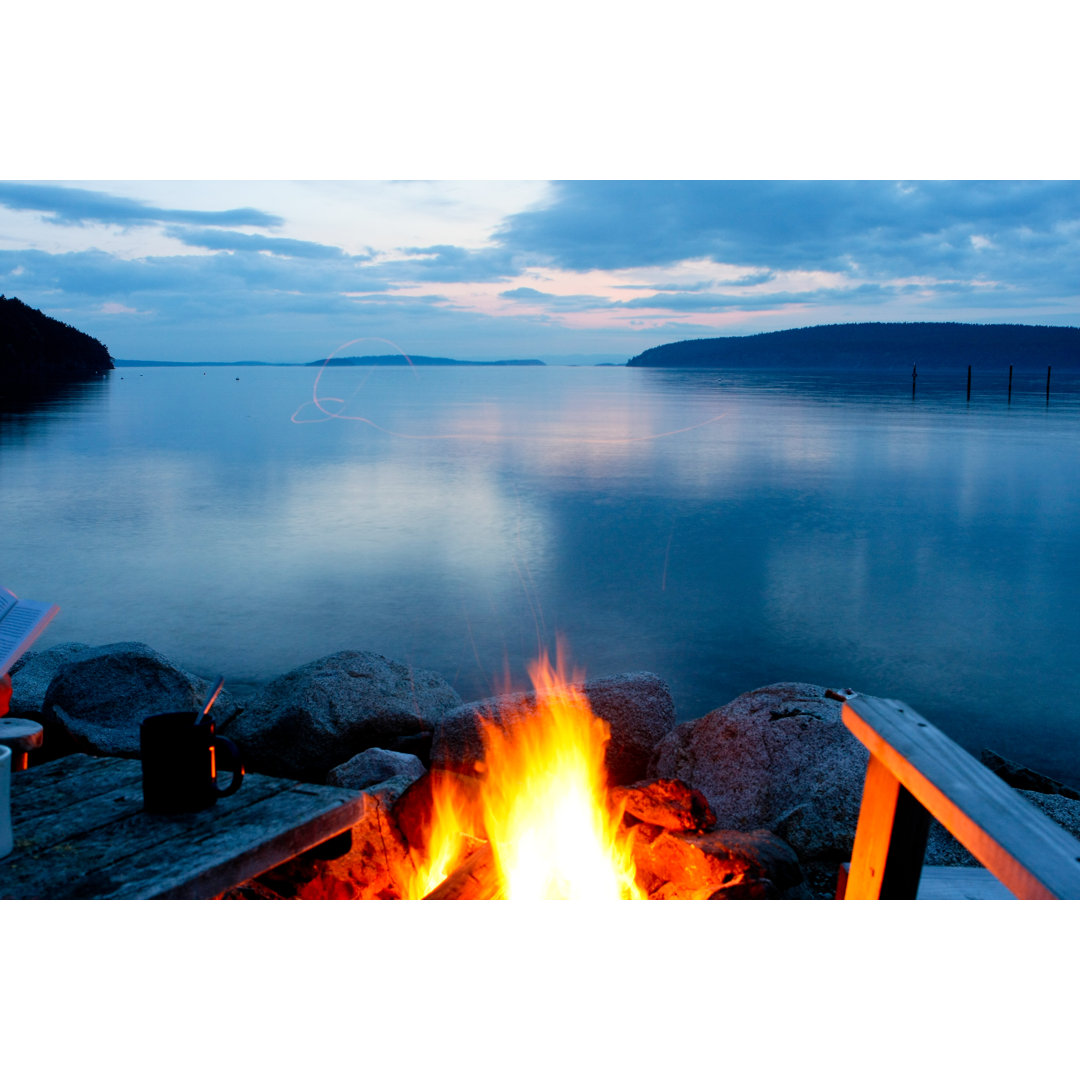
<box><xmin>229</xmin><ymin>651</ymin><xmax>811</xmax><ymax>901</ymax></box>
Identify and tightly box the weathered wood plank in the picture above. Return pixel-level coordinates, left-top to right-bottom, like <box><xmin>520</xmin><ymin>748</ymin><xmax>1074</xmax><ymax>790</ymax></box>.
<box><xmin>838</xmin><ymin>863</ymin><xmax>1018</xmax><ymax>900</ymax></box>
<box><xmin>7</xmin><ymin>763</ymin><xmax>297</xmax><ymax>864</ymax></box>
<box><xmin>842</xmin><ymin>696</ymin><xmax>1080</xmax><ymax>899</ymax></box>
<box><xmin>2</xmin><ymin>759</ymin><xmax>362</xmax><ymax>899</ymax></box>
<box><xmin>130</xmin><ymin>788</ymin><xmax>363</xmax><ymax>899</ymax></box>
<box><xmin>1</xmin><ymin>780</ymin><xmax>299</xmax><ymax>899</ymax></box>
<box><xmin>10</xmin><ymin>755</ymin><xmax>132</xmax><ymax>823</ymax></box>
<box><xmin>917</xmin><ymin>867</ymin><xmax>1016</xmax><ymax>900</ymax></box>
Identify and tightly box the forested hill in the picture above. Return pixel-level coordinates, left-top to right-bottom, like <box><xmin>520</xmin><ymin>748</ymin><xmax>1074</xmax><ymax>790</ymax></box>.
<box><xmin>1</xmin><ymin>295</ymin><xmax>114</xmax><ymax>385</ymax></box>
<box><xmin>626</xmin><ymin>323</ymin><xmax>1080</xmax><ymax>369</ymax></box>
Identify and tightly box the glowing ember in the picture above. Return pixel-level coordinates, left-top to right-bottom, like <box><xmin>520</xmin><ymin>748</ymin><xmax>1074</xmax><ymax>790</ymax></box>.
<box><xmin>405</xmin><ymin>648</ymin><xmax>643</xmax><ymax>900</ymax></box>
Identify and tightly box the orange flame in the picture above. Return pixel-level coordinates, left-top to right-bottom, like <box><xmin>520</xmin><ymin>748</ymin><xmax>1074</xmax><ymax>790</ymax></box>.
<box><xmin>402</xmin><ymin>770</ymin><xmax>483</xmax><ymax>900</ymax></box>
<box><xmin>405</xmin><ymin>647</ymin><xmax>642</xmax><ymax>899</ymax></box>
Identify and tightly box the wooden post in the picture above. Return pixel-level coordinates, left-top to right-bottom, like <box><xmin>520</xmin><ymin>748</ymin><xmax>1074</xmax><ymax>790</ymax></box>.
<box><xmin>967</xmin><ymin>364</ymin><xmax>972</xmax><ymax>400</ymax></box>
<box><xmin>911</xmin><ymin>363</ymin><xmax>917</xmax><ymax>398</ymax></box>
<box><xmin>1008</xmin><ymin>364</ymin><xmax>1013</xmax><ymax>402</ymax></box>
<box><xmin>844</xmin><ymin>754</ymin><xmax>932</xmax><ymax>898</ymax></box>
<box><xmin>1047</xmin><ymin>365</ymin><xmax>1052</xmax><ymax>401</ymax></box>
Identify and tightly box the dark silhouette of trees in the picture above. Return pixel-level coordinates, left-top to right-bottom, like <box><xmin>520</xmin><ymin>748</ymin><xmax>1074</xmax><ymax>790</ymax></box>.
<box><xmin>1</xmin><ymin>295</ymin><xmax>114</xmax><ymax>391</ymax></box>
<box><xmin>626</xmin><ymin>322</ymin><xmax>1080</xmax><ymax>369</ymax></box>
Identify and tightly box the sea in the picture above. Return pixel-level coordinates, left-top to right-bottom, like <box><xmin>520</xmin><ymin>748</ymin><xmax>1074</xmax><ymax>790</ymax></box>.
<box><xmin>3</xmin><ymin>361</ymin><xmax>1079</xmax><ymax>786</ymax></box>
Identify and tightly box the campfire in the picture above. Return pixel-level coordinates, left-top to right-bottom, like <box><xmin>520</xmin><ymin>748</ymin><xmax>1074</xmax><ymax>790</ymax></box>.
<box><xmin>401</xmin><ymin>651</ymin><xmax>643</xmax><ymax>900</ymax></box>
<box><xmin>226</xmin><ymin>647</ymin><xmax>815</xmax><ymax>901</ymax></box>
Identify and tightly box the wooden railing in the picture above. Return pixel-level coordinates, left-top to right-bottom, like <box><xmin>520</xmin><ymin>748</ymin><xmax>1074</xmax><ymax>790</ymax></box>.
<box><xmin>839</xmin><ymin>695</ymin><xmax>1080</xmax><ymax>899</ymax></box>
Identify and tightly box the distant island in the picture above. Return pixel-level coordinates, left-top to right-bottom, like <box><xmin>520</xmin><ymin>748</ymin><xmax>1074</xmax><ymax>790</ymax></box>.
<box><xmin>626</xmin><ymin>323</ymin><xmax>1080</xmax><ymax>369</ymax></box>
<box><xmin>309</xmin><ymin>355</ymin><xmax>544</xmax><ymax>367</ymax></box>
<box><xmin>1</xmin><ymin>295</ymin><xmax>114</xmax><ymax>387</ymax></box>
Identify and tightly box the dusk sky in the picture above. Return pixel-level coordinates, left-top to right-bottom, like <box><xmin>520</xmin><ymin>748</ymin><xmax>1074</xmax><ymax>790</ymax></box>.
<box><xmin>2</xmin><ymin>180</ymin><xmax>1077</xmax><ymax>364</ymax></box>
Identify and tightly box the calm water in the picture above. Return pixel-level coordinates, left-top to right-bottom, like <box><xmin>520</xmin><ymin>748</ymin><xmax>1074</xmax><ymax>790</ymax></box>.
<box><xmin>3</xmin><ymin>363</ymin><xmax>1079</xmax><ymax>785</ymax></box>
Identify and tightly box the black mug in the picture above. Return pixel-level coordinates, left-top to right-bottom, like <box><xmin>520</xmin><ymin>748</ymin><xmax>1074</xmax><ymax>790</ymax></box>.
<box><xmin>140</xmin><ymin>712</ymin><xmax>244</xmax><ymax>813</ymax></box>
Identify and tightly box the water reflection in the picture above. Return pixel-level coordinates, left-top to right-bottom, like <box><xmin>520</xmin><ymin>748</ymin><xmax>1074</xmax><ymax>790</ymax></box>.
<box><xmin>2</xmin><ymin>364</ymin><xmax>1078</xmax><ymax>786</ymax></box>
<box><xmin>0</xmin><ymin>376</ymin><xmax>110</xmax><ymax>446</ymax></box>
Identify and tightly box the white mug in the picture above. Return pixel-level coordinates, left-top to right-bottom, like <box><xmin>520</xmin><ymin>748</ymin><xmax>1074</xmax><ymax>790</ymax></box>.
<box><xmin>0</xmin><ymin>745</ymin><xmax>12</xmax><ymax>859</ymax></box>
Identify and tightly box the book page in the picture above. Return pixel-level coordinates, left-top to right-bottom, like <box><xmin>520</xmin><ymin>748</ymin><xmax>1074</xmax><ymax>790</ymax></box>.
<box><xmin>0</xmin><ymin>590</ymin><xmax>60</xmax><ymax>676</ymax></box>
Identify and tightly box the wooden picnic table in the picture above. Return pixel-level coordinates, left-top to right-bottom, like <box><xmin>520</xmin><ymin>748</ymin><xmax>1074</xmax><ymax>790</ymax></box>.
<box><xmin>0</xmin><ymin>754</ymin><xmax>365</xmax><ymax>899</ymax></box>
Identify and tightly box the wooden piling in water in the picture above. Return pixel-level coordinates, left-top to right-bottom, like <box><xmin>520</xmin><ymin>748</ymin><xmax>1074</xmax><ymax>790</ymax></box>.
<box><xmin>967</xmin><ymin>365</ymin><xmax>972</xmax><ymax>401</ymax></box>
<box><xmin>1047</xmin><ymin>365</ymin><xmax>1052</xmax><ymax>400</ymax></box>
<box><xmin>912</xmin><ymin>363</ymin><xmax>917</xmax><ymax>398</ymax></box>
<box><xmin>1008</xmin><ymin>364</ymin><xmax>1013</xmax><ymax>402</ymax></box>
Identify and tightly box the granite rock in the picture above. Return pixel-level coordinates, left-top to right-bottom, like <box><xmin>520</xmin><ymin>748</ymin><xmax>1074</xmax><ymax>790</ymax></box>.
<box><xmin>222</xmin><ymin>651</ymin><xmax>461</xmax><ymax>781</ymax></box>
<box><xmin>41</xmin><ymin>642</ymin><xmax>241</xmax><ymax>758</ymax></box>
<box><xmin>629</xmin><ymin>824</ymin><xmax>806</xmax><ymax>899</ymax></box>
<box><xmin>9</xmin><ymin>642</ymin><xmax>94</xmax><ymax>718</ymax></box>
<box><xmin>649</xmin><ymin>682</ymin><xmax>867</xmax><ymax>860</ymax></box>
<box><xmin>611</xmin><ymin>776</ymin><xmax>716</xmax><ymax>833</ymax></box>
<box><xmin>326</xmin><ymin>747</ymin><xmax>426</xmax><ymax>789</ymax></box>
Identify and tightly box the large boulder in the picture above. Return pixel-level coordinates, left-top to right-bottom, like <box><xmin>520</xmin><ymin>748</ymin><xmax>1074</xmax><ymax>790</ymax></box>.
<box><xmin>41</xmin><ymin>642</ymin><xmax>241</xmax><ymax>758</ymax></box>
<box><xmin>222</xmin><ymin>651</ymin><xmax>461</xmax><ymax>781</ymax></box>
<box><xmin>430</xmin><ymin>671</ymin><xmax>676</xmax><ymax>786</ymax></box>
<box><xmin>649</xmin><ymin>683</ymin><xmax>867</xmax><ymax>860</ymax></box>
<box><xmin>9</xmin><ymin>642</ymin><xmax>94</xmax><ymax>719</ymax></box>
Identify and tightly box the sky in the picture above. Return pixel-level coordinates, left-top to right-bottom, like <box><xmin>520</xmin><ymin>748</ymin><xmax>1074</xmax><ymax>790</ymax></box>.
<box><xmin>2</xmin><ymin>179</ymin><xmax>1077</xmax><ymax>364</ymax></box>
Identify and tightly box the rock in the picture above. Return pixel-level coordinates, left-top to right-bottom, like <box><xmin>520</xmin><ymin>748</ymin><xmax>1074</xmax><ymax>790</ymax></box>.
<box><xmin>9</xmin><ymin>642</ymin><xmax>94</xmax><ymax>718</ymax></box>
<box><xmin>232</xmin><ymin>776</ymin><xmax>415</xmax><ymax>900</ymax></box>
<box><xmin>222</xmin><ymin>651</ymin><xmax>461</xmax><ymax>781</ymax></box>
<box><xmin>40</xmin><ymin>642</ymin><xmax>241</xmax><ymax>758</ymax></box>
<box><xmin>649</xmin><ymin>682</ymin><xmax>867</xmax><ymax>860</ymax></box>
<box><xmin>628</xmin><ymin>824</ymin><xmax>805</xmax><ymax>899</ymax></box>
<box><xmin>925</xmin><ymin>789</ymin><xmax>1080</xmax><ymax>867</ymax></box>
<box><xmin>326</xmin><ymin>747</ymin><xmax>426</xmax><ymax>789</ymax></box>
<box><xmin>611</xmin><ymin>777</ymin><xmax>716</xmax><ymax>833</ymax></box>
<box><xmin>979</xmin><ymin>748</ymin><xmax>1080</xmax><ymax>801</ymax></box>
<box><xmin>430</xmin><ymin>671</ymin><xmax>676</xmax><ymax>786</ymax></box>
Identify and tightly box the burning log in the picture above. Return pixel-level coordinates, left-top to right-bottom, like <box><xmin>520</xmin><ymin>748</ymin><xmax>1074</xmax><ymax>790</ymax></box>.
<box><xmin>423</xmin><ymin>843</ymin><xmax>500</xmax><ymax>900</ymax></box>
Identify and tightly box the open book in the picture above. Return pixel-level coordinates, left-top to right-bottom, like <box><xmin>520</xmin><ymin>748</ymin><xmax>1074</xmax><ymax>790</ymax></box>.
<box><xmin>1</xmin><ymin>587</ymin><xmax>60</xmax><ymax>677</ymax></box>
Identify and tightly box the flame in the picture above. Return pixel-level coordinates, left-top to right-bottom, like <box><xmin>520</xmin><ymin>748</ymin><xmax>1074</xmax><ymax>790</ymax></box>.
<box><xmin>405</xmin><ymin>647</ymin><xmax>642</xmax><ymax>900</ymax></box>
<box><xmin>402</xmin><ymin>770</ymin><xmax>483</xmax><ymax>900</ymax></box>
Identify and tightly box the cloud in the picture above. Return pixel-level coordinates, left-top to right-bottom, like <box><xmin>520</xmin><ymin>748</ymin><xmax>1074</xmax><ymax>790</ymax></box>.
<box><xmin>0</xmin><ymin>182</ymin><xmax>281</xmax><ymax>228</ymax></box>
<box><xmin>495</xmin><ymin>181</ymin><xmax>1080</xmax><ymax>288</ymax></box>
<box><xmin>0</xmin><ymin>246</ymin><xmax>398</xmax><ymax>302</ymax></box>
<box><xmin>165</xmin><ymin>227</ymin><xmax>352</xmax><ymax>260</ymax></box>
<box><xmin>389</xmin><ymin>244</ymin><xmax>518</xmax><ymax>282</ymax></box>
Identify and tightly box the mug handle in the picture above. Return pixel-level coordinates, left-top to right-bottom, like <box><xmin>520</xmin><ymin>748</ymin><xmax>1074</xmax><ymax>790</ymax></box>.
<box><xmin>214</xmin><ymin>736</ymin><xmax>244</xmax><ymax>796</ymax></box>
